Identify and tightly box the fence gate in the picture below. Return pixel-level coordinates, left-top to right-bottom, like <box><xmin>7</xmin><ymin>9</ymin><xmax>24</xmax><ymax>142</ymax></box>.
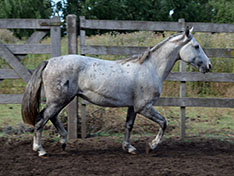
<box><xmin>0</xmin><ymin>17</ymin><xmax>61</xmax><ymax>111</ymax></box>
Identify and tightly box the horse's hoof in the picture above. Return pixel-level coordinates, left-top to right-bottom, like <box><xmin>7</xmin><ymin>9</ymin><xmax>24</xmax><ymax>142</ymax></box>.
<box><xmin>145</xmin><ymin>143</ymin><xmax>152</xmax><ymax>154</ymax></box>
<box><xmin>122</xmin><ymin>142</ymin><xmax>137</xmax><ymax>155</ymax></box>
<box><xmin>128</xmin><ymin>151</ymin><xmax>137</xmax><ymax>155</ymax></box>
<box><xmin>62</xmin><ymin>143</ymin><xmax>66</xmax><ymax>151</ymax></box>
<box><xmin>38</xmin><ymin>150</ymin><xmax>47</xmax><ymax>157</ymax></box>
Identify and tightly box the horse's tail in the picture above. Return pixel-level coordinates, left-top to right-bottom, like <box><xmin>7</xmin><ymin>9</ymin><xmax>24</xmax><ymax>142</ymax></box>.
<box><xmin>21</xmin><ymin>61</ymin><xmax>48</xmax><ymax>126</ymax></box>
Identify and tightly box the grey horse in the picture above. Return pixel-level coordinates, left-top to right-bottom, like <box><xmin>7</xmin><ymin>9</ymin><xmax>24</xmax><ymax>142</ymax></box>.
<box><xmin>21</xmin><ymin>27</ymin><xmax>212</xmax><ymax>156</ymax></box>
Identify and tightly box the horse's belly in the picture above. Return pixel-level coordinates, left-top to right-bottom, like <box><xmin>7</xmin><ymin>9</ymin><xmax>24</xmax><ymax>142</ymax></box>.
<box><xmin>79</xmin><ymin>89</ymin><xmax>133</xmax><ymax>107</ymax></box>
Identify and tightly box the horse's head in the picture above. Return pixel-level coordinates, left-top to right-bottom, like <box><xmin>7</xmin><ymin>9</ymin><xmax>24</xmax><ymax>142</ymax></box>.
<box><xmin>179</xmin><ymin>27</ymin><xmax>212</xmax><ymax>73</ymax></box>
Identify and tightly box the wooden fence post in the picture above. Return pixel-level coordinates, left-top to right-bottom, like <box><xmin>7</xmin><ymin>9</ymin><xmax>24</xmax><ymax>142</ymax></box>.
<box><xmin>66</xmin><ymin>14</ymin><xmax>79</xmax><ymax>139</ymax></box>
<box><xmin>80</xmin><ymin>16</ymin><xmax>87</xmax><ymax>139</ymax></box>
<box><xmin>180</xmin><ymin>61</ymin><xmax>186</xmax><ymax>139</ymax></box>
<box><xmin>179</xmin><ymin>18</ymin><xmax>186</xmax><ymax>139</ymax></box>
<box><xmin>50</xmin><ymin>16</ymin><xmax>61</xmax><ymax>57</ymax></box>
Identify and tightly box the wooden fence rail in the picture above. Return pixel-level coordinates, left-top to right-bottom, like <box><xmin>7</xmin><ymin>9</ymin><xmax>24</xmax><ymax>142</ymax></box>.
<box><xmin>78</xmin><ymin>16</ymin><xmax>234</xmax><ymax>139</ymax></box>
<box><xmin>81</xmin><ymin>45</ymin><xmax>234</xmax><ymax>58</ymax></box>
<box><xmin>0</xmin><ymin>18</ymin><xmax>62</xmax><ymax>29</ymax></box>
<box><xmin>1</xmin><ymin>94</ymin><xmax>233</xmax><ymax>109</ymax></box>
<box><xmin>80</xmin><ymin>18</ymin><xmax>234</xmax><ymax>33</ymax></box>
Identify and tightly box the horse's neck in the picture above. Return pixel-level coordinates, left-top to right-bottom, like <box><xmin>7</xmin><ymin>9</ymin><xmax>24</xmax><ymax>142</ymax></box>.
<box><xmin>150</xmin><ymin>43</ymin><xmax>180</xmax><ymax>81</ymax></box>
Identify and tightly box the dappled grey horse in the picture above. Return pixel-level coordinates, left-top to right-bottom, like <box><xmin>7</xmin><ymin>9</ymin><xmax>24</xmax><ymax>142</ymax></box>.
<box><xmin>22</xmin><ymin>27</ymin><xmax>212</xmax><ymax>156</ymax></box>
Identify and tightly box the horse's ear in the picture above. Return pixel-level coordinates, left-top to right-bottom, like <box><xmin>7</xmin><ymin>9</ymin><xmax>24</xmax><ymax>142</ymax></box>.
<box><xmin>190</xmin><ymin>26</ymin><xmax>194</xmax><ymax>33</ymax></box>
<box><xmin>185</xmin><ymin>26</ymin><xmax>193</xmax><ymax>38</ymax></box>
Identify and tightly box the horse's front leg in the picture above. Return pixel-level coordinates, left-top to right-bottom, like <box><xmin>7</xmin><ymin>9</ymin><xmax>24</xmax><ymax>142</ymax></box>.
<box><xmin>122</xmin><ymin>106</ymin><xmax>137</xmax><ymax>154</ymax></box>
<box><xmin>139</xmin><ymin>104</ymin><xmax>167</xmax><ymax>153</ymax></box>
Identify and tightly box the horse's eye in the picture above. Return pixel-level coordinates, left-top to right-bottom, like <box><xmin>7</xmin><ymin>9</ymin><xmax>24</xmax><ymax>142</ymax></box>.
<box><xmin>195</xmin><ymin>45</ymin><xmax>199</xmax><ymax>49</ymax></box>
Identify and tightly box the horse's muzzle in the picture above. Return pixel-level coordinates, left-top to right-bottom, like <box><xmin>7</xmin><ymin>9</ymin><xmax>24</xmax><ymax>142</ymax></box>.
<box><xmin>206</xmin><ymin>63</ymin><xmax>212</xmax><ymax>73</ymax></box>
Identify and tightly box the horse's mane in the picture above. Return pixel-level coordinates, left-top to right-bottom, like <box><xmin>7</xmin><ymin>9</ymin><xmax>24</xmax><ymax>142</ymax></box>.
<box><xmin>119</xmin><ymin>33</ymin><xmax>182</xmax><ymax>64</ymax></box>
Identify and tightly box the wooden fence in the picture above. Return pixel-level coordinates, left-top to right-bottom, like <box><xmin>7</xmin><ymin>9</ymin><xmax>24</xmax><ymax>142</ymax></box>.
<box><xmin>0</xmin><ymin>16</ymin><xmax>79</xmax><ymax>140</ymax></box>
<box><xmin>73</xmin><ymin>16</ymin><xmax>234</xmax><ymax>139</ymax></box>
<box><xmin>1</xmin><ymin>16</ymin><xmax>233</xmax><ymax>140</ymax></box>
<box><xmin>0</xmin><ymin>16</ymin><xmax>61</xmax><ymax>103</ymax></box>
<box><xmin>0</xmin><ymin>17</ymin><xmax>61</xmax><ymax>126</ymax></box>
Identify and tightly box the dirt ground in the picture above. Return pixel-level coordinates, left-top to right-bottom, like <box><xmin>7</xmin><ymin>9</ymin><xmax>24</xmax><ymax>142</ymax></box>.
<box><xmin>0</xmin><ymin>136</ymin><xmax>234</xmax><ymax>176</ymax></box>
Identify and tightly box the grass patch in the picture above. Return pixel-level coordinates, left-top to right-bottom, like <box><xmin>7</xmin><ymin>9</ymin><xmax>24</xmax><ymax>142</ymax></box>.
<box><xmin>185</xmin><ymin>107</ymin><xmax>234</xmax><ymax>138</ymax></box>
<box><xmin>0</xmin><ymin>104</ymin><xmax>22</xmax><ymax>127</ymax></box>
<box><xmin>0</xmin><ymin>103</ymin><xmax>233</xmax><ymax>142</ymax></box>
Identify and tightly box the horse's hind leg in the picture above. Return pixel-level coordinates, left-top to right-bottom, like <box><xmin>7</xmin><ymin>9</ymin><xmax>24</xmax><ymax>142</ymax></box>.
<box><xmin>50</xmin><ymin>115</ymin><xmax>67</xmax><ymax>150</ymax></box>
<box><xmin>139</xmin><ymin>104</ymin><xmax>167</xmax><ymax>153</ymax></box>
<box><xmin>33</xmin><ymin>108</ymin><xmax>46</xmax><ymax>156</ymax></box>
<box><xmin>122</xmin><ymin>106</ymin><xmax>137</xmax><ymax>154</ymax></box>
<box><xmin>33</xmin><ymin>103</ymin><xmax>65</xmax><ymax>156</ymax></box>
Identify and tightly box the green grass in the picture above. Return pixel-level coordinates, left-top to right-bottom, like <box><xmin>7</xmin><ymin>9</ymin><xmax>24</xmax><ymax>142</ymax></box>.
<box><xmin>185</xmin><ymin>107</ymin><xmax>234</xmax><ymax>139</ymax></box>
<box><xmin>0</xmin><ymin>104</ymin><xmax>22</xmax><ymax>127</ymax></box>
<box><xmin>83</xmin><ymin>104</ymin><xmax>234</xmax><ymax>140</ymax></box>
<box><xmin>0</xmin><ymin>103</ymin><xmax>233</xmax><ymax>142</ymax></box>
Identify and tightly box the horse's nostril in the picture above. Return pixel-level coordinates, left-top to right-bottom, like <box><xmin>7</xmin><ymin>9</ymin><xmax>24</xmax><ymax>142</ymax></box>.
<box><xmin>208</xmin><ymin>63</ymin><xmax>212</xmax><ymax>70</ymax></box>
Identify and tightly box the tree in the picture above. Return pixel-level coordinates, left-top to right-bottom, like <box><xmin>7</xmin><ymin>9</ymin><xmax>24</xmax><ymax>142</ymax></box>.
<box><xmin>58</xmin><ymin>0</ymin><xmax>84</xmax><ymax>20</ymax></box>
<box><xmin>0</xmin><ymin>0</ymin><xmax>53</xmax><ymax>38</ymax></box>
<box><xmin>82</xmin><ymin>0</ymin><xmax>125</xmax><ymax>20</ymax></box>
<box><xmin>52</xmin><ymin>0</ymin><xmax>234</xmax><ymax>36</ymax></box>
<box><xmin>82</xmin><ymin>0</ymin><xmax>172</xmax><ymax>21</ymax></box>
<box><xmin>209</xmin><ymin>0</ymin><xmax>234</xmax><ymax>23</ymax></box>
<box><xmin>53</xmin><ymin>0</ymin><xmax>84</xmax><ymax>35</ymax></box>
<box><xmin>167</xmin><ymin>0</ymin><xmax>213</xmax><ymax>22</ymax></box>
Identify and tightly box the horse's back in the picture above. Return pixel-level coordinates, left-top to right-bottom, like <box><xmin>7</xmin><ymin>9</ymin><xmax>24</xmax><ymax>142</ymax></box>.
<box><xmin>41</xmin><ymin>54</ymin><xmax>161</xmax><ymax>109</ymax></box>
<box><xmin>41</xmin><ymin>54</ymin><xmax>131</xmax><ymax>105</ymax></box>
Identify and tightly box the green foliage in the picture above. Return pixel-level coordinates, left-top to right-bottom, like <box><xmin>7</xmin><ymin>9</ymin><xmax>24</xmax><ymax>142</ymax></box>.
<box><xmin>56</xmin><ymin>0</ymin><xmax>84</xmax><ymax>19</ymax></box>
<box><xmin>0</xmin><ymin>0</ymin><xmax>52</xmax><ymax>18</ymax></box>
<box><xmin>53</xmin><ymin>0</ymin><xmax>84</xmax><ymax>35</ymax></box>
<box><xmin>0</xmin><ymin>0</ymin><xmax>53</xmax><ymax>38</ymax></box>
<box><xmin>209</xmin><ymin>0</ymin><xmax>234</xmax><ymax>23</ymax></box>
<box><xmin>82</xmin><ymin>0</ymin><xmax>171</xmax><ymax>21</ymax></box>
<box><xmin>1</xmin><ymin>0</ymin><xmax>234</xmax><ymax>38</ymax></box>
<box><xmin>51</xmin><ymin>0</ymin><xmax>234</xmax><ymax>36</ymax></box>
<box><xmin>56</xmin><ymin>0</ymin><xmax>234</xmax><ymax>24</ymax></box>
<box><xmin>167</xmin><ymin>0</ymin><xmax>213</xmax><ymax>22</ymax></box>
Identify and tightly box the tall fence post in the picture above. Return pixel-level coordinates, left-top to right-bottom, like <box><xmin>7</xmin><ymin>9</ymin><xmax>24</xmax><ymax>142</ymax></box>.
<box><xmin>180</xmin><ymin>61</ymin><xmax>186</xmax><ymax>139</ymax></box>
<box><xmin>179</xmin><ymin>18</ymin><xmax>186</xmax><ymax>139</ymax></box>
<box><xmin>66</xmin><ymin>14</ymin><xmax>78</xmax><ymax>139</ymax></box>
<box><xmin>80</xmin><ymin>16</ymin><xmax>87</xmax><ymax>139</ymax></box>
<box><xmin>50</xmin><ymin>16</ymin><xmax>61</xmax><ymax>57</ymax></box>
